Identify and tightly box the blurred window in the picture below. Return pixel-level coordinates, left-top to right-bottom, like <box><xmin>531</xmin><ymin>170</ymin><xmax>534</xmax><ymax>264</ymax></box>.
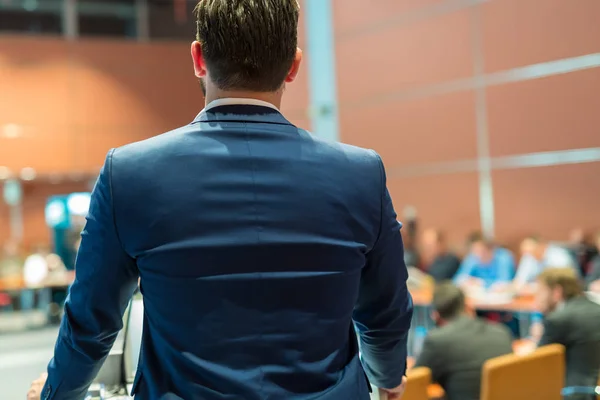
<box><xmin>148</xmin><ymin>0</ymin><xmax>195</xmax><ymax>40</ymax></box>
<box><xmin>78</xmin><ymin>0</ymin><xmax>136</xmax><ymax>38</ymax></box>
<box><xmin>0</xmin><ymin>0</ymin><xmax>200</xmax><ymax>40</ymax></box>
<box><xmin>0</xmin><ymin>0</ymin><xmax>62</xmax><ymax>35</ymax></box>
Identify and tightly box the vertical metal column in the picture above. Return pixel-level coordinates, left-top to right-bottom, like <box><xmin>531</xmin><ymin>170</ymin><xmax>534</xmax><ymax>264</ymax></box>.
<box><xmin>136</xmin><ymin>0</ymin><xmax>150</xmax><ymax>42</ymax></box>
<box><xmin>470</xmin><ymin>6</ymin><xmax>495</xmax><ymax>238</ymax></box>
<box><xmin>304</xmin><ymin>0</ymin><xmax>340</xmax><ymax>142</ymax></box>
<box><xmin>62</xmin><ymin>0</ymin><xmax>78</xmax><ymax>39</ymax></box>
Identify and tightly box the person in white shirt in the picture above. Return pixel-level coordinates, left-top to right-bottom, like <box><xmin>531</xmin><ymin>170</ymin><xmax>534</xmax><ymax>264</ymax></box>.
<box><xmin>514</xmin><ymin>236</ymin><xmax>578</xmax><ymax>294</ymax></box>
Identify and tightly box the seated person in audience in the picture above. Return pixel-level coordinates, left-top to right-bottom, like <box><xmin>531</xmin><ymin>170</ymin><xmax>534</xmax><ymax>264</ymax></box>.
<box><xmin>536</xmin><ymin>268</ymin><xmax>600</xmax><ymax>399</ymax></box>
<box><xmin>568</xmin><ymin>228</ymin><xmax>598</xmax><ymax>276</ymax></box>
<box><xmin>420</xmin><ymin>229</ymin><xmax>461</xmax><ymax>282</ymax></box>
<box><xmin>514</xmin><ymin>235</ymin><xmax>578</xmax><ymax>294</ymax></box>
<box><xmin>414</xmin><ymin>283</ymin><xmax>513</xmax><ymax>400</ymax></box>
<box><xmin>584</xmin><ymin>231</ymin><xmax>600</xmax><ymax>293</ymax></box>
<box><xmin>453</xmin><ymin>232</ymin><xmax>515</xmax><ymax>291</ymax></box>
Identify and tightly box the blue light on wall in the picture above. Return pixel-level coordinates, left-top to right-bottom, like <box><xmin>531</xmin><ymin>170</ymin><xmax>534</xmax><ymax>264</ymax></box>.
<box><xmin>45</xmin><ymin>197</ymin><xmax>69</xmax><ymax>229</ymax></box>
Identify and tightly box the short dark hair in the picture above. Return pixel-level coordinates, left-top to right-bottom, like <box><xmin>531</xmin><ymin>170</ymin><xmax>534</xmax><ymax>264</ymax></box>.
<box><xmin>524</xmin><ymin>234</ymin><xmax>543</xmax><ymax>243</ymax></box>
<box><xmin>467</xmin><ymin>231</ymin><xmax>493</xmax><ymax>249</ymax></box>
<box><xmin>194</xmin><ymin>0</ymin><xmax>299</xmax><ymax>92</ymax></box>
<box><xmin>538</xmin><ymin>268</ymin><xmax>582</xmax><ymax>300</ymax></box>
<box><xmin>432</xmin><ymin>282</ymin><xmax>465</xmax><ymax>320</ymax></box>
<box><xmin>430</xmin><ymin>229</ymin><xmax>445</xmax><ymax>244</ymax></box>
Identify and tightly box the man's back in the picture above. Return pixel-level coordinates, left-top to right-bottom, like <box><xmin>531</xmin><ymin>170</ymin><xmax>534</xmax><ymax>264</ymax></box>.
<box><xmin>541</xmin><ymin>296</ymin><xmax>600</xmax><ymax>391</ymax></box>
<box><xmin>416</xmin><ymin>316</ymin><xmax>513</xmax><ymax>400</ymax></box>
<box><xmin>42</xmin><ymin>105</ymin><xmax>412</xmax><ymax>400</ymax></box>
<box><xmin>119</xmin><ymin>105</ymin><xmax>383</xmax><ymax>398</ymax></box>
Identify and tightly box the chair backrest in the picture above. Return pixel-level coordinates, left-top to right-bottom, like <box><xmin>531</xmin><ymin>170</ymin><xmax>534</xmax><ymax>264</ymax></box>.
<box><xmin>402</xmin><ymin>367</ymin><xmax>432</xmax><ymax>400</ymax></box>
<box><xmin>480</xmin><ymin>344</ymin><xmax>565</xmax><ymax>400</ymax></box>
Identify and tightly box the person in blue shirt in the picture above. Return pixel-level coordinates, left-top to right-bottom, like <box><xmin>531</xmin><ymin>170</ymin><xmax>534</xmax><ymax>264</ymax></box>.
<box><xmin>453</xmin><ymin>232</ymin><xmax>516</xmax><ymax>290</ymax></box>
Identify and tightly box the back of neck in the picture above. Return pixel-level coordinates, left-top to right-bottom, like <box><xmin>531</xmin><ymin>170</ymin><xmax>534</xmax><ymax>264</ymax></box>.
<box><xmin>205</xmin><ymin>90</ymin><xmax>282</xmax><ymax>109</ymax></box>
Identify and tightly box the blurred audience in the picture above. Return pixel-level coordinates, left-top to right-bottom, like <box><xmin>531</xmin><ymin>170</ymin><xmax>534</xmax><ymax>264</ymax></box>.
<box><xmin>414</xmin><ymin>282</ymin><xmax>513</xmax><ymax>400</ymax></box>
<box><xmin>584</xmin><ymin>231</ymin><xmax>600</xmax><ymax>293</ymax></box>
<box><xmin>535</xmin><ymin>268</ymin><xmax>600</xmax><ymax>399</ymax></box>
<box><xmin>453</xmin><ymin>232</ymin><xmax>515</xmax><ymax>291</ymax></box>
<box><xmin>568</xmin><ymin>228</ymin><xmax>598</xmax><ymax>276</ymax></box>
<box><xmin>420</xmin><ymin>229</ymin><xmax>461</xmax><ymax>282</ymax></box>
<box><xmin>402</xmin><ymin>210</ymin><xmax>420</xmax><ymax>268</ymax></box>
<box><xmin>514</xmin><ymin>235</ymin><xmax>577</xmax><ymax>294</ymax></box>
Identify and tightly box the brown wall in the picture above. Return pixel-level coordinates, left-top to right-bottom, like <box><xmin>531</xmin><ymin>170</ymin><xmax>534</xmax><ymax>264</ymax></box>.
<box><xmin>0</xmin><ymin>33</ymin><xmax>309</xmax><ymax>174</ymax></box>
<box><xmin>333</xmin><ymin>0</ymin><xmax>600</xmax><ymax>246</ymax></box>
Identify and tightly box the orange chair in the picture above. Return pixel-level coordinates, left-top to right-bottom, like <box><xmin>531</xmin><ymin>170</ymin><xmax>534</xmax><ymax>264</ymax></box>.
<box><xmin>401</xmin><ymin>367</ymin><xmax>432</xmax><ymax>400</ymax></box>
<box><xmin>480</xmin><ymin>344</ymin><xmax>565</xmax><ymax>400</ymax></box>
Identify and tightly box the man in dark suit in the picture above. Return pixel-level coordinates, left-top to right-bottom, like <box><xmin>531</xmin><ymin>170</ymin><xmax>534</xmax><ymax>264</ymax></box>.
<box><xmin>414</xmin><ymin>282</ymin><xmax>513</xmax><ymax>400</ymax></box>
<box><xmin>37</xmin><ymin>1</ymin><xmax>413</xmax><ymax>399</ymax></box>
<box><xmin>536</xmin><ymin>268</ymin><xmax>600</xmax><ymax>399</ymax></box>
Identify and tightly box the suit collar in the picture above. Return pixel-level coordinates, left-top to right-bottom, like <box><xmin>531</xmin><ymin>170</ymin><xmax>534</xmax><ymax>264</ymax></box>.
<box><xmin>192</xmin><ymin>98</ymin><xmax>293</xmax><ymax>126</ymax></box>
<box><xmin>204</xmin><ymin>97</ymin><xmax>279</xmax><ymax>111</ymax></box>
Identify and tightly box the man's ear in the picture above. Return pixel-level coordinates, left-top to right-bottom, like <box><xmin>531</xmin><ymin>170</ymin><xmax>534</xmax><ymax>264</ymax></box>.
<box><xmin>284</xmin><ymin>47</ymin><xmax>303</xmax><ymax>83</ymax></box>
<box><xmin>191</xmin><ymin>41</ymin><xmax>207</xmax><ymax>79</ymax></box>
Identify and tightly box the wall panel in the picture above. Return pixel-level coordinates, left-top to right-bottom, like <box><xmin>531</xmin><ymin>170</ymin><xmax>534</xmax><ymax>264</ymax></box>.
<box><xmin>493</xmin><ymin>163</ymin><xmax>600</xmax><ymax>246</ymax></box>
<box><xmin>482</xmin><ymin>0</ymin><xmax>600</xmax><ymax>73</ymax></box>
<box><xmin>341</xmin><ymin>90</ymin><xmax>478</xmax><ymax>167</ymax></box>
<box><xmin>335</xmin><ymin>8</ymin><xmax>473</xmax><ymax>105</ymax></box>
<box><xmin>388</xmin><ymin>172</ymin><xmax>481</xmax><ymax>246</ymax></box>
<box><xmin>488</xmin><ymin>68</ymin><xmax>600</xmax><ymax>157</ymax></box>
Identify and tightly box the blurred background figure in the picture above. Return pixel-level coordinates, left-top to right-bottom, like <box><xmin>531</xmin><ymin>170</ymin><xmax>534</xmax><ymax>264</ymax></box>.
<box><xmin>420</xmin><ymin>229</ymin><xmax>461</xmax><ymax>282</ymax></box>
<box><xmin>568</xmin><ymin>228</ymin><xmax>598</xmax><ymax>276</ymax></box>
<box><xmin>514</xmin><ymin>235</ymin><xmax>577</xmax><ymax>294</ymax></box>
<box><xmin>19</xmin><ymin>244</ymin><xmax>49</xmax><ymax>317</ymax></box>
<box><xmin>453</xmin><ymin>232</ymin><xmax>515</xmax><ymax>292</ymax></box>
<box><xmin>535</xmin><ymin>268</ymin><xmax>600</xmax><ymax>400</ymax></box>
<box><xmin>402</xmin><ymin>206</ymin><xmax>420</xmax><ymax>268</ymax></box>
<box><xmin>413</xmin><ymin>282</ymin><xmax>513</xmax><ymax>400</ymax></box>
<box><xmin>0</xmin><ymin>240</ymin><xmax>24</xmax><ymax>291</ymax></box>
<box><xmin>0</xmin><ymin>240</ymin><xmax>26</xmax><ymax>313</ymax></box>
<box><xmin>584</xmin><ymin>231</ymin><xmax>600</xmax><ymax>293</ymax></box>
<box><xmin>23</xmin><ymin>244</ymin><xmax>50</xmax><ymax>288</ymax></box>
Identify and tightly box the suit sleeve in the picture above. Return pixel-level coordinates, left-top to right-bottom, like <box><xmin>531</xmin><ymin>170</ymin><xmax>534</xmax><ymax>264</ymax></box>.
<box><xmin>42</xmin><ymin>150</ymin><xmax>139</xmax><ymax>400</ymax></box>
<box><xmin>353</xmin><ymin>152</ymin><xmax>413</xmax><ymax>390</ymax></box>
<box><xmin>539</xmin><ymin>315</ymin><xmax>565</xmax><ymax>347</ymax></box>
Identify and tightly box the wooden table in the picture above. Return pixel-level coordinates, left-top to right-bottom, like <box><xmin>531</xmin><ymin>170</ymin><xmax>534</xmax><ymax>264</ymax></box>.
<box><xmin>410</xmin><ymin>287</ymin><xmax>538</xmax><ymax>313</ymax></box>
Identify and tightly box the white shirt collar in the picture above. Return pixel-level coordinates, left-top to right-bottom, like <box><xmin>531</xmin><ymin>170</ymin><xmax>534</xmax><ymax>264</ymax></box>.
<box><xmin>203</xmin><ymin>98</ymin><xmax>279</xmax><ymax>112</ymax></box>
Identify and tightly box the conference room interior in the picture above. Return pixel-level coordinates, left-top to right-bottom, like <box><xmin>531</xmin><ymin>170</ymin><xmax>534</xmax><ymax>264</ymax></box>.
<box><xmin>2</xmin><ymin>0</ymin><xmax>600</xmax><ymax>399</ymax></box>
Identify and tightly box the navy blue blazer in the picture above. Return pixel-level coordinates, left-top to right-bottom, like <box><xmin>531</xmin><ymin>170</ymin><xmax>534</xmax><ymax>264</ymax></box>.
<box><xmin>43</xmin><ymin>104</ymin><xmax>413</xmax><ymax>400</ymax></box>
